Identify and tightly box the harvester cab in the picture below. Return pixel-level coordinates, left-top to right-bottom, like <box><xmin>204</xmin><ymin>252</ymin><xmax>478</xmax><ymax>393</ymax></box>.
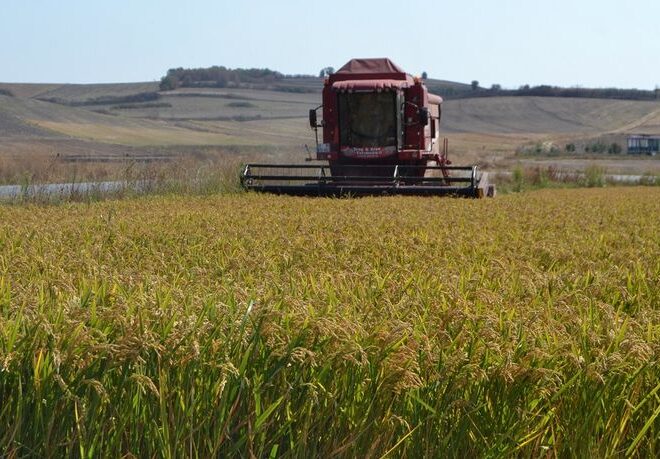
<box><xmin>241</xmin><ymin>58</ymin><xmax>493</xmax><ymax>197</ymax></box>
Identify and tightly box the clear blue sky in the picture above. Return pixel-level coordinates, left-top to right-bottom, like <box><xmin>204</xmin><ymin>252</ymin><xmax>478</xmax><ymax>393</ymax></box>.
<box><xmin>2</xmin><ymin>0</ymin><xmax>659</xmax><ymax>89</ymax></box>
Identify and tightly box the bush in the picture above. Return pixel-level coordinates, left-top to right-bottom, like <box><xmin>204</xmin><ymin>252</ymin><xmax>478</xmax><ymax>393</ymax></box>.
<box><xmin>585</xmin><ymin>142</ymin><xmax>607</xmax><ymax>154</ymax></box>
<box><xmin>226</xmin><ymin>101</ymin><xmax>256</xmax><ymax>108</ymax></box>
<box><xmin>608</xmin><ymin>143</ymin><xmax>622</xmax><ymax>154</ymax></box>
<box><xmin>0</xmin><ymin>88</ymin><xmax>13</xmax><ymax>97</ymax></box>
<box><xmin>111</xmin><ymin>102</ymin><xmax>172</xmax><ymax>110</ymax></box>
<box><xmin>517</xmin><ymin>141</ymin><xmax>561</xmax><ymax>156</ymax></box>
<box><xmin>38</xmin><ymin>92</ymin><xmax>161</xmax><ymax>107</ymax></box>
<box><xmin>529</xmin><ymin>167</ymin><xmax>550</xmax><ymax>187</ymax></box>
<box><xmin>512</xmin><ymin>165</ymin><xmax>524</xmax><ymax>192</ymax></box>
<box><xmin>583</xmin><ymin>165</ymin><xmax>606</xmax><ymax>187</ymax></box>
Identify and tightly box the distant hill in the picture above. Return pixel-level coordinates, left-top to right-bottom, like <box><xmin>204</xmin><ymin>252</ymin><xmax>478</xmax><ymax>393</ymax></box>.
<box><xmin>2</xmin><ymin>81</ymin><xmax>660</xmax><ymax>136</ymax></box>
<box><xmin>1</xmin><ymin>77</ymin><xmax>659</xmax><ymax>168</ymax></box>
<box><xmin>442</xmin><ymin>97</ymin><xmax>660</xmax><ymax>134</ymax></box>
<box><xmin>5</xmin><ymin>69</ymin><xmax>659</xmax><ymax>106</ymax></box>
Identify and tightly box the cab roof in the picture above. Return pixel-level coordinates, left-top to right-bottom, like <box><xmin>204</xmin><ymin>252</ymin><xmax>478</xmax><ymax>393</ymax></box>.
<box><xmin>336</xmin><ymin>58</ymin><xmax>407</xmax><ymax>75</ymax></box>
<box><xmin>330</xmin><ymin>58</ymin><xmax>414</xmax><ymax>84</ymax></box>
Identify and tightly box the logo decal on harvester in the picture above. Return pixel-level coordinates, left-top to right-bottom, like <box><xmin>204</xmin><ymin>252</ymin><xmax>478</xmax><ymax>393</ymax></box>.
<box><xmin>340</xmin><ymin>146</ymin><xmax>396</xmax><ymax>158</ymax></box>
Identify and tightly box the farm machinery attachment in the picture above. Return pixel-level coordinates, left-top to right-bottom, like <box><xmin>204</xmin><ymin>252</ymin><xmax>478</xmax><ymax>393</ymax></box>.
<box><xmin>241</xmin><ymin>163</ymin><xmax>488</xmax><ymax>197</ymax></box>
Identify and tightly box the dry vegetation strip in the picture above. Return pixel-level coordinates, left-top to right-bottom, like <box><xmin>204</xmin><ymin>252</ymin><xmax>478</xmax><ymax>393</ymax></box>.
<box><xmin>32</xmin><ymin>121</ymin><xmax>258</xmax><ymax>147</ymax></box>
<box><xmin>0</xmin><ymin>188</ymin><xmax>659</xmax><ymax>456</ymax></box>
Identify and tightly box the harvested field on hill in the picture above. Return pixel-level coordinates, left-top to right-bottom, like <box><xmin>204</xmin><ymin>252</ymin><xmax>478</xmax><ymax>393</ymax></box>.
<box><xmin>443</xmin><ymin>97</ymin><xmax>660</xmax><ymax>134</ymax></box>
<box><xmin>34</xmin><ymin>82</ymin><xmax>160</xmax><ymax>104</ymax></box>
<box><xmin>0</xmin><ymin>188</ymin><xmax>658</xmax><ymax>456</ymax></box>
<box><xmin>0</xmin><ymin>93</ymin><xmax>311</xmax><ymax>149</ymax></box>
<box><xmin>0</xmin><ymin>107</ymin><xmax>59</xmax><ymax>138</ymax></box>
<box><xmin>105</xmin><ymin>93</ymin><xmax>315</xmax><ymax>120</ymax></box>
<box><xmin>3</xmin><ymin>85</ymin><xmax>660</xmax><ymax>181</ymax></box>
<box><xmin>34</xmin><ymin>120</ymin><xmax>254</xmax><ymax>147</ymax></box>
<box><xmin>166</xmin><ymin>87</ymin><xmax>318</xmax><ymax>104</ymax></box>
<box><xmin>0</xmin><ymin>83</ymin><xmax>63</xmax><ymax>99</ymax></box>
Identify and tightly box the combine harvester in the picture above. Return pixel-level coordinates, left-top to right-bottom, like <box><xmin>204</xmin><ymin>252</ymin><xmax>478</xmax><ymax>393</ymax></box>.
<box><xmin>241</xmin><ymin>58</ymin><xmax>493</xmax><ymax>197</ymax></box>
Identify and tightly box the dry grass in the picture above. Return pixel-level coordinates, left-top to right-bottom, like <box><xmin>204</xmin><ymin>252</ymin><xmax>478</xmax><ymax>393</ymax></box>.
<box><xmin>33</xmin><ymin>120</ymin><xmax>256</xmax><ymax>147</ymax></box>
<box><xmin>35</xmin><ymin>82</ymin><xmax>159</xmax><ymax>103</ymax></box>
<box><xmin>0</xmin><ymin>144</ymin><xmax>304</xmax><ymax>189</ymax></box>
<box><xmin>0</xmin><ymin>188</ymin><xmax>658</xmax><ymax>456</ymax></box>
<box><xmin>107</xmin><ymin>90</ymin><xmax>318</xmax><ymax>120</ymax></box>
<box><xmin>0</xmin><ymin>92</ymin><xmax>313</xmax><ymax>149</ymax></box>
<box><xmin>0</xmin><ymin>83</ymin><xmax>64</xmax><ymax>99</ymax></box>
<box><xmin>0</xmin><ymin>152</ymin><xmax>247</xmax><ymax>200</ymax></box>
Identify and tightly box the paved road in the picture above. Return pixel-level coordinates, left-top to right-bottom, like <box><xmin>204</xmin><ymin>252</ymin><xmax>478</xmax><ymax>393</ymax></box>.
<box><xmin>496</xmin><ymin>170</ymin><xmax>658</xmax><ymax>184</ymax></box>
<box><xmin>1</xmin><ymin>172</ymin><xmax>655</xmax><ymax>201</ymax></box>
<box><xmin>0</xmin><ymin>181</ymin><xmax>149</xmax><ymax>199</ymax></box>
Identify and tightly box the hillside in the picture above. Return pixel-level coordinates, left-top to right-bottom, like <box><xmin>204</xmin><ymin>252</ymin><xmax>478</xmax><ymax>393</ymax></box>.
<box><xmin>0</xmin><ymin>94</ymin><xmax>309</xmax><ymax>154</ymax></box>
<box><xmin>1</xmin><ymin>80</ymin><xmax>659</xmax><ymax>178</ymax></box>
<box><xmin>0</xmin><ymin>101</ymin><xmax>61</xmax><ymax>138</ymax></box>
<box><xmin>34</xmin><ymin>82</ymin><xmax>159</xmax><ymax>104</ymax></box>
<box><xmin>6</xmin><ymin>83</ymin><xmax>659</xmax><ymax>136</ymax></box>
<box><xmin>0</xmin><ymin>83</ymin><xmax>64</xmax><ymax>99</ymax></box>
<box><xmin>442</xmin><ymin>97</ymin><xmax>660</xmax><ymax>134</ymax></box>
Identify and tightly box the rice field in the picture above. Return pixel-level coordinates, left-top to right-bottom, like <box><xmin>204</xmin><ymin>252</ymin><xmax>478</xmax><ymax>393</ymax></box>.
<box><xmin>1</xmin><ymin>188</ymin><xmax>659</xmax><ymax>457</ymax></box>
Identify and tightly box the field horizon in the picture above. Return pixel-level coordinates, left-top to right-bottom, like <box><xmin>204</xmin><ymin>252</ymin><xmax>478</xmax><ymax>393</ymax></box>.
<box><xmin>2</xmin><ymin>76</ymin><xmax>659</xmax><ymax>184</ymax></box>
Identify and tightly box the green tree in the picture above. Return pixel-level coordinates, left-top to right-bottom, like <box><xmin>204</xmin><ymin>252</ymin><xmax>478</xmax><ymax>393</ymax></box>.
<box><xmin>319</xmin><ymin>67</ymin><xmax>335</xmax><ymax>77</ymax></box>
<box><xmin>159</xmin><ymin>75</ymin><xmax>179</xmax><ymax>91</ymax></box>
<box><xmin>471</xmin><ymin>80</ymin><xmax>479</xmax><ymax>90</ymax></box>
<box><xmin>608</xmin><ymin>143</ymin><xmax>622</xmax><ymax>154</ymax></box>
<box><xmin>215</xmin><ymin>74</ymin><xmax>228</xmax><ymax>88</ymax></box>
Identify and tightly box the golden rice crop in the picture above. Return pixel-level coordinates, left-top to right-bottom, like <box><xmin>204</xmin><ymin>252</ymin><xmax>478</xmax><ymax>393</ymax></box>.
<box><xmin>0</xmin><ymin>187</ymin><xmax>659</xmax><ymax>457</ymax></box>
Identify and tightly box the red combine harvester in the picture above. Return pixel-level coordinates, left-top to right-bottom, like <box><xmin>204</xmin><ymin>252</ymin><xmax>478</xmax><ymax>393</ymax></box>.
<box><xmin>241</xmin><ymin>58</ymin><xmax>492</xmax><ymax>197</ymax></box>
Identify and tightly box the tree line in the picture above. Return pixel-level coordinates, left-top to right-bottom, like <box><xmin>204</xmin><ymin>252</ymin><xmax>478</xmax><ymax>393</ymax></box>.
<box><xmin>38</xmin><ymin>92</ymin><xmax>160</xmax><ymax>107</ymax></box>
<box><xmin>160</xmin><ymin>66</ymin><xmax>315</xmax><ymax>91</ymax></box>
<box><xmin>457</xmin><ymin>85</ymin><xmax>660</xmax><ymax>101</ymax></box>
<box><xmin>160</xmin><ymin>65</ymin><xmax>659</xmax><ymax>102</ymax></box>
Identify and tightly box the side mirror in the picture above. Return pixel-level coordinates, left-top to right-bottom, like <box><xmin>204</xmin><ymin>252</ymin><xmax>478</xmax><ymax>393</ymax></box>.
<box><xmin>309</xmin><ymin>109</ymin><xmax>318</xmax><ymax>128</ymax></box>
<box><xmin>418</xmin><ymin>107</ymin><xmax>429</xmax><ymax>126</ymax></box>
